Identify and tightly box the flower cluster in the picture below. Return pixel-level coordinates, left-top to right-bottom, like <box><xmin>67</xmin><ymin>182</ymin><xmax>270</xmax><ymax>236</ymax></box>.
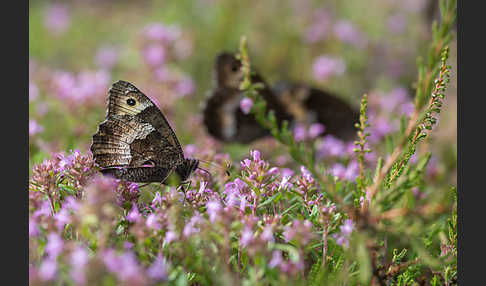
<box><xmin>49</xmin><ymin>69</ymin><xmax>111</xmax><ymax>108</ymax></box>
<box><xmin>137</xmin><ymin>23</ymin><xmax>195</xmax><ymax>103</ymax></box>
<box><xmin>28</xmin><ymin>148</ymin><xmax>360</xmax><ymax>284</ymax></box>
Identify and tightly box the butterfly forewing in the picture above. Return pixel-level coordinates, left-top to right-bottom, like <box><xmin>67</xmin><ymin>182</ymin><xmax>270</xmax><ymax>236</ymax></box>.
<box><xmin>91</xmin><ymin>80</ymin><xmax>189</xmax><ymax>183</ymax></box>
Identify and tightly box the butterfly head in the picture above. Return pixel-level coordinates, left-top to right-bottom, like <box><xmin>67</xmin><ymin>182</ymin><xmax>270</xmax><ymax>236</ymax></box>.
<box><xmin>175</xmin><ymin>158</ymin><xmax>200</xmax><ymax>182</ymax></box>
<box><xmin>214</xmin><ymin>52</ymin><xmax>244</xmax><ymax>90</ymax></box>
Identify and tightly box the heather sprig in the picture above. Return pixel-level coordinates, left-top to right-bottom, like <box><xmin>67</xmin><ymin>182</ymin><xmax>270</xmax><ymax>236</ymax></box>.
<box><xmin>353</xmin><ymin>94</ymin><xmax>371</xmax><ymax>196</ymax></box>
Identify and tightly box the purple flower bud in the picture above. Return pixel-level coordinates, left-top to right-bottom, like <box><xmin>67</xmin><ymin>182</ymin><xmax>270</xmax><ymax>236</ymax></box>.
<box><xmin>45</xmin><ymin>233</ymin><xmax>63</xmax><ymax>258</ymax></box>
<box><xmin>146</xmin><ymin>214</ymin><xmax>162</xmax><ymax>230</ymax></box>
<box><xmin>143</xmin><ymin>23</ymin><xmax>180</xmax><ymax>42</ymax></box>
<box><xmin>344</xmin><ymin>160</ymin><xmax>359</xmax><ymax>181</ymax></box>
<box><xmin>117</xmin><ymin>252</ymin><xmax>143</xmax><ymax>282</ymax></box>
<box><xmin>341</xmin><ymin>219</ymin><xmax>354</xmax><ymax>236</ymax></box>
<box><xmin>240</xmin><ymin>197</ymin><xmax>248</xmax><ymax>212</ymax></box>
<box><xmin>261</xmin><ymin>225</ymin><xmax>274</xmax><ymax>242</ymax></box>
<box><xmin>240</xmin><ymin>226</ymin><xmax>254</xmax><ymax>247</ymax></box>
<box><xmin>318</xmin><ymin>135</ymin><xmax>345</xmax><ymax>158</ymax></box>
<box><xmin>29</xmin><ymin>120</ymin><xmax>44</xmax><ymax>137</ymax></box>
<box><xmin>103</xmin><ymin>249</ymin><xmax>120</xmax><ymax>273</ymax></box>
<box><xmin>269</xmin><ymin>251</ymin><xmax>283</xmax><ymax>268</ymax></box>
<box><xmin>29</xmin><ymin>82</ymin><xmax>39</xmax><ymax>102</ymax></box>
<box><xmin>183</xmin><ymin>213</ymin><xmax>202</xmax><ymax>237</ymax></box>
<box><xmin>164</xmin><ymin>230</ymin><xmax>178</xmax><ymax>244</ymax></box>
<box><xmin>240</xmin><ymin>98</ymin><xmax>254</xmax><ymax>114</ymax></box>
<box><xmin>293</xmin><ymin>123</ymin><xmax>307</xmax><ymax>142</ymax></box>
<box><xmin>234</xmin><ymin>178</ymin><xmax>248</xmax><ymax>191</ymax></box>
<box><xmin>95</xmin><ymin>45</ymin><xmax>119</xmax><ymax>70</ymax></box>
<box><xmin>387</xmin><ymin>13</ymin><xmax>407</xmax><ymax>34</ymax></box>
<box><xmin>300</xmin><ymin>166</ymin><xmax>313</xmax><ymax>182</ymax></box>
<box><xmin>266</xmin><ymin>167</ymin><xmax>279</xmax><ymax>176</ymax></box>
<box><xmin>279</xmin><ymin>176</ymin><xmax>293</xmax><ymax>190</ymax></box>
<box><xmin>39</xmin><ymin>257</ymin><xmax>57</xmax><ymax>281</ymax></box>
<box><xmin>152</xmin><ymin>191</ymin><xmax>163</xmax><ymax>207</ymax></box>
<box><xmin>147</xmin><ymin>255</ymin><xmax>169</xmax><ymax>281</ymax></box>
<box><xmin>143</xmin><ymin>44</ymin><xmax>166</xmax><ymax>67</ymax></box>
<box><xmin>281</xmin><ymin>168</ymin><xmax>295</xmax><ymax>178</ymax></box>
<box><xmin>312</xmin><ymin>56</ymin><xmax>346</xmax><ymax>81</ymax></box>
<box><xmin>240</xmin><ymin>159</ymin><xmax>252</xmax><ymax>169</ymax></box>
<box><xmin>126</xmin><ymin>203</ymin><xmax>142</xmax><ymax>223</ymax></box>
<box><xmin>333</xmin><ymin>20</ymin><xmax>367</xmax><ymax>48</ymax></box>
<box><xmin>29</xmin><ymin>218</ymin><xmax>39</xmax><ymax>237</ymax></box>
<box><xmin>250</xmin><ymin>150</ymin><xmax>261</xmax><ymax>162</ymax></box>
<box><xmin>54</xmin><ymin>208</ymin><xmax>71</xmax><ymax>230</ymax></box>
<box><xmin>70</xmin><ymin>247</ymin><xmax>89</xmax><ymax>285</ymax></box>
<box><xmin>175</xmin><ymin>76</ymin><xmax>195</xmax><ymax>97</ymax></box>
<box><xmin>308</xmin><ymin>123</ymin><xmax>325</xmax><ymax>139</ymax></box>
<box><xmin>43</xmin><ymin>4</ymin><xmax>70</xmax><ymax>35</ymax></box>
<box><xmin>305</xmin><ymin>9</ymin><xmax>332</xmax><ymax>43</ymax></box>
<box><xmin>206</xmin><ymin>200</ymin><xmax>222</xmax><ymax>222</ymax></box>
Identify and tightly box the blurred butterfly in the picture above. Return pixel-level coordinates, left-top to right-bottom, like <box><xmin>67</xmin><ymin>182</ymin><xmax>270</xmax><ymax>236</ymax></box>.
<box><xmin>202</xmin><ymin>52</ymin><xmax>359</xmax><ymax>143</ymax></box>
<box><xmin>90</xmin><ymin>80</ymin><xmax>199</xmax><ymax>184</ymax></box>
<box><xmin>202</xmin><ymin>52</ymin><xmax>293</xmax><ymax>143</ymax></box>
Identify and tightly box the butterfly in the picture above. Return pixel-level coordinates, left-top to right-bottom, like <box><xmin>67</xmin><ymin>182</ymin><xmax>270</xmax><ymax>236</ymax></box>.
<box><xmin>90</xmin><ymin>80</ymin><xmax>199</xmax><ymax>184</ymax></box>
<box><xmin>202</xmin><ymin>52</ymin><xmax>293</xmax><ymax>143</ymax></box>
<box><xmin>202</xmin><ymin>52</ymin><xmax>359</xmax><ymax>143</ymax></box>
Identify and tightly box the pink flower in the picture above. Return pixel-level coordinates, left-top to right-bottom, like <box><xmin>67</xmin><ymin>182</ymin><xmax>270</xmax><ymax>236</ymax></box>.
<box><xmin>261</xmin><ymin>225</ymin><xmax>274</xmax><ymax>242</ymax></box>
<box><xmin>30</xmin><ymin>82</ymin><xmax>39</xmax><ymax>102</ymax></box>
<box><xmin>293</xmin><ymin>123</ymin><xmax>307</xmax><ymax>141</ymax></box>
<box><xmin>147</xmin><ymin>255</ymin><xmax>169</xmax><ymax>281</ymax></box>
<box><xmin>29</xmin><ymin>120</ymin><xmax>44</xmax><ymax>137</ymax></box>
<box><xmin>308</xmin><ymin>123</ymin><xmax>325</xmax><ymax>139</ymax></box>
<box><xmin>45</xmin><ymin>233</ymin><xmax>64</xmax><ymax>258</ymax></box>
<box><xmin>269</xmin><ymin>251</ymin><xmax>283</xmax><ymax>268</ymax></box>
<box><xmin>146</xmin><ymin>214</ymin><xmax>162</xmax><ymax>230</ymax></box>
<box><xmin>387</xmin><ymin>13</ymin><xmax>407</xmax><ymax>34</ymax></box>
<box><xmin>240</xmin><ymin>98</ymin><xmax>254</xmax><ymax>114</ymax></box>
<box><xmin>333</xmin><ymin>20</ymin><xmax>367</xmax><ymax>48</ymax></box>
<box><xmin>126</xmin><ymin>203</ymin><xmax>142</xmax><ymax>223</ymax></box>
<box><xmin>332</xmin><ymin>219</ymin><xmax>355</xmax><ymax>248</ymax></box>
<box><xmin>206</xmin><ymin>200</ymin><xmax>222</xmax><ymax>222</ymax></box>
<box><xmin>39</xmin><ymin>258</ymin><xmax>57</xmax><ymax>281</ymax></box>
<box><xmin>175</xmin><ymin>76</ymin><xmax>195</xmax><ymax>97</ymax></box>
<box><xmin>305</xmin><ymin>9</ymin><xmax>332</xmax><ymax>43</ymax></box>
<box><xmin>165</xmin><ymin>230</ymin><xmax>178</xmax><ymax>243</ymax></box>
<box><xmin>70</xmin><ymin>247</ymin><xmax>89</xmax><ymax>285</ymax></box>
<box><xmin>29</xmin><ymin>218</ymin><xmax>39</xmax><ymax>237</ymax></box>
<box><xmin>54</xmin><ymin>208</ymin><xmax>71</xmax><ymax>230</ymax></box>
<box><xmin>95</xmin><ymin>45</ymin><xmax>119</xmax><ymax>70</ymax></box>
<box><xmin>143</xmin><ymin>44</ymin><xmax>166</xmax><ymax>67</ymax></box>
<box><xmin>44</xmin><ymin>3</ymin><xmax>70</xmax><ymax>35</ymax></box>
<box><xmin>312</xmin><ymin>56</ymin><xmax>346</xmax><ymax>81</ymax></box>
<box><xmin>143</xmin><ymin>23</ymin><xmax>180</xmax><ymax>42</ymax></box>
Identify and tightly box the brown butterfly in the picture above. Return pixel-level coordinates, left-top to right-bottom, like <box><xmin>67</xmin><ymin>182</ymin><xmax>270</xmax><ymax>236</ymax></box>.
<box><xmin>202</xmin><ymin>52</ymin><xmax>293</xmax><ymax>143</ymax></box>
<box><xmin>90</xmin><ymin>80</ymin><xmax>199</xmax><ymax>183</ymax></box>
<box><xmin>202</xmin><ymin>52</ymin><xmax>359</xmax><ymax>143</ymax></box>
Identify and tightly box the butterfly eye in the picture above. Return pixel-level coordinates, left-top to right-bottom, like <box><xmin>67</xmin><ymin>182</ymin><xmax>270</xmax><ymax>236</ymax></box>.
<box><xmin>231</xmin><ymin>64</ymin><xmax>239</xmax><ymax>72</ymax></box>
<box><xmin>126</xmin><ymin>98</ymin><xmax>136</xmax><ymax>106</ymax></box>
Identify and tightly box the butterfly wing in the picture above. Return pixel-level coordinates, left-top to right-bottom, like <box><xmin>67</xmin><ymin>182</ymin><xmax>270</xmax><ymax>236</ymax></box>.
<box><xmin>274</xmin><ymin>81</ymin><xmax>359</xmax><ymax>141</ymax></box>
<box><xmin>90</xmin><ymin>80</ymin><xmax>185</xmax><ymax>182</ymax></box>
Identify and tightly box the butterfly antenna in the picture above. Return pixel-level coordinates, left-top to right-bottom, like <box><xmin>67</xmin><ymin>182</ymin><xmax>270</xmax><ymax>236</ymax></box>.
<box><xmin>199</xmin><ymin>159</ymin><xmax>231</xmax><ymax>177</ymax></box>
<box><xmin>196</xmin><ymin>166</ymin><xmax>212</xmax><ymax>181</ymax></box>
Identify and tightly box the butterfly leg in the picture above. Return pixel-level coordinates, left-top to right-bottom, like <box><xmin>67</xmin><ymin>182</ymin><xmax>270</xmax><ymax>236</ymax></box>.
<box><xmin>179</xmin><ymin>180</ymin><xmax>192</xmax><ymax>205</ymax></box>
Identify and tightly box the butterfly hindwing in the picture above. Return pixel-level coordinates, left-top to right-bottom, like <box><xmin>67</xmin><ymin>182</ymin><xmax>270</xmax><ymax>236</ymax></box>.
<box><xmin>100</xmin><ymin>166</ymin><xmax>172</xmax><ymax>183</ymax></box>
